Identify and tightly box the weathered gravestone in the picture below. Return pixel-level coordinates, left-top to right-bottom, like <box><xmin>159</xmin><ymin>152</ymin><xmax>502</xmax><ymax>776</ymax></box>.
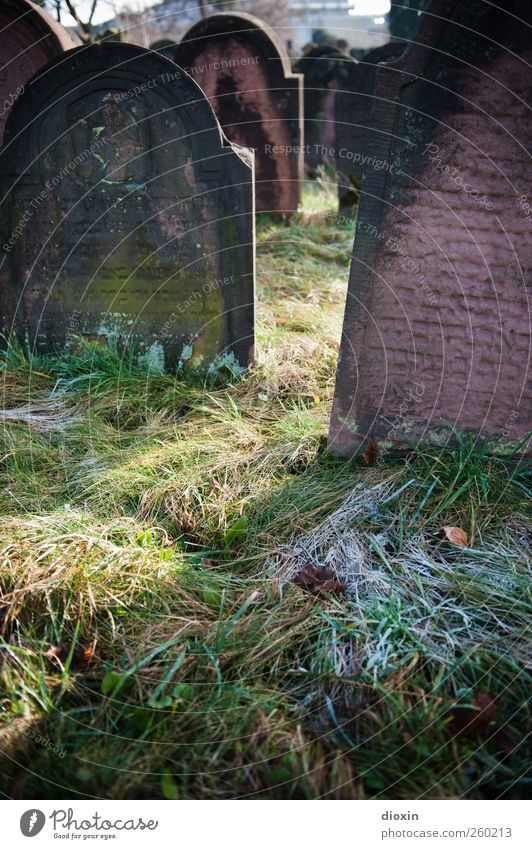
<box><xmin>175</xmin><ymin>12</ymin><xmax>303</xmax><ymax>217</ymax></box>
<box><xmin>294</xmin><ymin>45</ymin><xmax>355</xmax><ymax>172</ymax></box>
<box><xmin>329</xmin><ymin>0</ymin><xmax>532</xmax><ymax>456</ymax></box>
<box><xmin>0</xmin><ymin>43</ymin><xmax>255</xmax><ymax>374</ymax></box>
<box><xmin>335</xmin><ymin>43</ymin><xmax>405</xmax><ymax>210</ymax></box>
<box><xmin>0</xmin><ymin>0</ymin><xmax>76</xmax><ymax>144</ymax></box>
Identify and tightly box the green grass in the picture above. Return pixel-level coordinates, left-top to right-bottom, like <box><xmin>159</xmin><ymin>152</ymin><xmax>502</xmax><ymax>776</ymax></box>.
<box><xmin>0</xmin><ymin>181</ymin><xmax>530</xmax><ymax>799</ymax></box>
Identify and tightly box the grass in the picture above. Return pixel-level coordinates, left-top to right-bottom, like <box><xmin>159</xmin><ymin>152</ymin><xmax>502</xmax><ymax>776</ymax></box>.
<box><xmin>0</xmin><ymin>179</ymin><xmax>530</xmax><ymax>799</ymax></box>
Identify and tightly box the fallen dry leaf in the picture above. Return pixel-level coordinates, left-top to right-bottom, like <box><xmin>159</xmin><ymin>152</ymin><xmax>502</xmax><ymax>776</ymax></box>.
<box><xmin>442</xmin><ymin>525</ymin><xmax>468</xmax><ymax>547</ymax></box>
<box><xmin>292</xmin><ymin>563</ymin><xmax>346</xmax><ymax>594</ymax></box>
<box><xmin>362</xmin><ymin>436</ymin><xmax>379</xmax><ymax>466</ymax></box>
<box><xmin>45</xmin><ymin>640</ymin><xmax>97</xmax><ymax>670</ymax></box>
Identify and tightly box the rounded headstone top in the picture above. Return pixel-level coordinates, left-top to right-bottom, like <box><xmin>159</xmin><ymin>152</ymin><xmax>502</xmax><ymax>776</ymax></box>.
<box><xmin>0</xmin><ymin>0</ymin><xmax>78</xmax><ymax>141</ymax></box>
<box><xmin>293</xmin><ymin>43</ymin><xmax>357</xmax><ymax>82</ymax></box>
<box><xmin>297</xmin><ymin>44</ymin><xmax>352</xmax><ymax>62</ymax></box>
<box><xmin>2</xmin><ymin>41</ymin><xmax>233</xmax><ymax>166</ymax></box>
<box><xmin>150</xmin><ymin>39</ymin><xmax>177</xmax><ymax>50</ymax></box>
<box><xmin>0</xmin><ymin>0</ymin><xmax>78</xmax><ymax>51</ymax></box>
<box><xmin>149</xmin><ymin>38</ymin><xmax>178</xmax><ymax>59</ymax></box>
<box><xmin>177</xmin><ymin>12</ymin><xmax>295</xmax><ymax>78</ymax></box>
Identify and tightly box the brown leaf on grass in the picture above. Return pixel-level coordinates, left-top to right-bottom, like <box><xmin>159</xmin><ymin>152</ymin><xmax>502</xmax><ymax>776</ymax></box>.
<box><xmin>444</xmin><ymin>692</ymin><xmax>497</xmax><ymax>737</ymax></box>
<box><xmin>44</xmin><ymin>640</ymin><xmax>97</xmax><ymax>670</ymax></box>
<box><xmin>292</xmin><ymin>563</ymin><xmax>346</xmax><ymax>594</ymax></box>
<box><xmin>361</xmin><ymin>437</ymin><xmax>379</xmax><ymax>466</ymax></box>
<box><xmin>442</xmin><ymin>526</ymin><xmax>468</xmax><ymax>547</ymax></box>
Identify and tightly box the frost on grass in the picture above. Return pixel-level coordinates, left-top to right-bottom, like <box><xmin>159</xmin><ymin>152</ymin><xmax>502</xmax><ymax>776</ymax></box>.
<box><xmin>271</xmin><ymin>479</ymin><xmax>531</xmax><ymax>670</ymax></box>
<box><xmin>0</xmin><ymin>398</ymin><xmax>80</xmax><ymax>431</ymax></box>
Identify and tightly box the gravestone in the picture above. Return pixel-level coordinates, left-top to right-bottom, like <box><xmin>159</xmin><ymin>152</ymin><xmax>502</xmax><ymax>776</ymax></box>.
<box><xmin>329</xmin><ymin>0</ymin><xmax>532</xmax><ymax>456</ymax></box>
<box><xmin>0</xmin><ymin>43</ymin><xmax>255</xmax><ymax>375</ymax></box>
<box><xmin>294</xmin><ymin>45</ymin><xmax>355</xmax><ymax>172</ymax></box>
<box><xmin>335</xmin><ymin>43</ymin><xmax>405</xmax><ymax>210</ymax></box>
<box><xmin>0</xmin><ymin>0</ymin><xmax>76</xmax><ymax>144</ymax></box>
<box><xmin>149</xmin><ymin>39</ymin><xmax>176</xmax><ymax>60</ymax></box>
<box><xmin>175</xmin><ymin>12</ymin><xmax>303</xmax><ymax>217</ymax></box>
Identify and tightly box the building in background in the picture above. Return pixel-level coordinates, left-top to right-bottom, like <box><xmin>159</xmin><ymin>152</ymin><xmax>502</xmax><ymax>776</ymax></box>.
<box><xmin>288</xmin><ymin>1</ymin><xmax>388</xmax><ymax>53</ymax></box>
<box><xmin>90</xmin><ymin>0</ymin><xmax>388</xmax><ymax>55</ymax></box>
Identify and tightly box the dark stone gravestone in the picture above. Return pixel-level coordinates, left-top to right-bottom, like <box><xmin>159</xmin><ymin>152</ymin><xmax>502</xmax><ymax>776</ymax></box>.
<box><xmin>0</xmin><ymin>0</ymin><xmax>76</xmax><ymax>144</ymax></box>
<box><xmin>329</xmin><ymin>0</ymin><xmax>532</xmax><ymax>456</ymax></box>
<box><xmin>150</xmin><ymin>39</ymin><xmax>177</xmax><ymax>60</ymax></box>
<box><xmin>175</xmin><ymin>12</ymin><xmax>304</xmax><ymax>217</ymax></box>
<box><xmin>335</xmin><ymin>43</ymin><xmax>405</xmax><ymax>210</ymax></box>
<box><xmin>293</xmin><ymin>45</ymin><xmax>355</xmax><ymax>173</ymax></box>
<box><xmin>0</xmin><ymin>43</ymin><xmax>255</xmax><ymax>375</ymax></box>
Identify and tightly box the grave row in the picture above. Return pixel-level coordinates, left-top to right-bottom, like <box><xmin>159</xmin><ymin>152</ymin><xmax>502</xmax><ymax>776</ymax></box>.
<box><xmin>0</xmin><ymin>0</ymin><xmax>529</xmax><ymax>452</ymax></box>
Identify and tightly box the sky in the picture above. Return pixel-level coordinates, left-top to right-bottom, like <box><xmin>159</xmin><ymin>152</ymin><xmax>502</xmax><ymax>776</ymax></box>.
<box><xmin>48</xmin><ymin>0</ymin><xmax>391</xmax><ymax>28</ymax></box>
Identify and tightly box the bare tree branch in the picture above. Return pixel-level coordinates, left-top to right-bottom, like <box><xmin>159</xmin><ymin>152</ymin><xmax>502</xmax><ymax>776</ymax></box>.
<box><xmin>52</xmin><ymin>0</ymin><xmax>100</xmax><ymax>37</ymax></box>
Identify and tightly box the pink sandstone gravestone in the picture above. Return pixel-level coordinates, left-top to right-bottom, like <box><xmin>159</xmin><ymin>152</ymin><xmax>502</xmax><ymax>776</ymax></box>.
<box><xmin>329</xmin><ymin>0</ymin><xmax>532</xmax><ymax>456</ymax></box>
<box><xmin>0</xmin><ymin>43</ymin><xmax>255</xmax><ymax>375</ymax></box>
<box><xmin>175</xmin><ymin>12</ymin><xmax>304</xmax><ymax>217</ymax></box>
<box><xmin>0</xmin><ymin>0</ymin><xmax>76</xmax><ymax>144</ymax></box>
